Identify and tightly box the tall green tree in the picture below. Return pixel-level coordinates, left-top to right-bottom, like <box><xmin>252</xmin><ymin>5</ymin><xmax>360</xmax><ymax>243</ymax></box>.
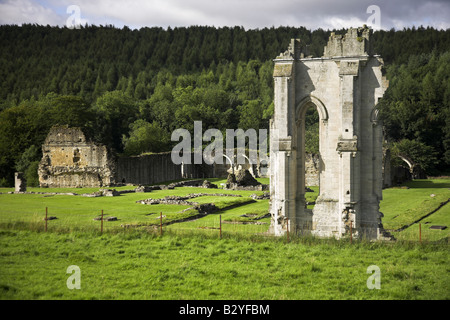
<box><xmin>379</xmin><ymin>51</ymin><xmax>449</xmax><ymax>174</ymax></box>
<box><xmin>122</xmin><ymin>119</ymin><xmax>170</xmax><ymax>156</ymax></box>
<box><xmin>94</xmin><ymin>91</ymin><xmax>138</xmax><ymax>151</ymax></box>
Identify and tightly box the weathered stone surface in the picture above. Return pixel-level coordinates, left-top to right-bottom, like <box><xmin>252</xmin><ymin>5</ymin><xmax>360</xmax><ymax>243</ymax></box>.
<box><xmin>235</xmin><ymin>184</ymin><xmax>269</xmax><ymax>191</ymax></box>
<box><xmin>195</xmin><ymin>203</ymin><xmax>218</xmax><ymax>214</ymax></box>
<box><xmin>38</xmin><ymin>124</ymin><xmax>268</xmax><ymax>189</ymax></box>
<box><xmin>236</xmin><ymin>169</ymin><xmax>261</xmax><ymax>187</ymax></box>
<box><xmin>336</xmin><ymin>138</ymin><xmax>358</xmax><ymax>152</ymax></box>
<box><xmin>273</xmin><ymin>64</ymin><xmax>293</xmax><ymax>77</ymax></box>
<box><xmin>93</xmin><ymin>215</ymin><xmax>118</xmax><ymax>221</ymax></box>
<box><xmin>116</xmin><ymin>154</ymin><xmax>213</xmax><ymax>186</ymax></box>
<box><xmin>38</xmin><ymin>126</ymin><xmax>216</xmax><ymax>189</ymax></box>
<box><xmin>429</xmin><ymin>225</ymin><xmax>447</xmax><ymax>230</ymax></box>
<box><xmin>38</xmin><ymin>125</ymin><xmax>115</xmax><ymax>188</ymax></box>
<box><xmin>250</xmin><ymin>192</ymin><xmax>270</xmax><ymax>200</ymax></box>
<box><xmin>14</xmin><ymin>172</ymin><xmax>26</xmax><ymax>192</ymax></box>
<box><xmin>135</xmin><ymin>185</ymin><xmax>151</xmax><ymax>193</ymax></box>
<box><xmin>224</xmin><ymin>169</ymin><xmax>269</xmax><ymax>191</ymax></box>
<box><xmin>305</xmin><ymin>154</ymin><xmax>319</xmax><ymax>187</ymax></box>
<box><xmin>202</xmin><ymin>180</ymin><xmax>218</xmax><ymax>189</ymax></box>
<box><xmin>270</xmin><ymin>27</ymin><xmax>392</xmax><ymax>241</ymax></box>
<box><xmin>226</xmin><ymin>173</ymin><xmax>237</xmax><ymax>184</ymax></box>
<box><xmin>100</xmin><ymin>189</ymin><xmax>120</xmax><ymax>197</ymax></box>
<box><xmin>323</xmin><ymin>27</ymin><xmax>372</xmax><ymax>57</ymax></box>
<box><xmin>136</xmin><ymin>192</ymin><xmax>242</xmax><ymax>205</ymax></box>
<box><xmin>82</xmin><ymin>191</ymin><xmax>103</xmax><ymax>197</ymax></box>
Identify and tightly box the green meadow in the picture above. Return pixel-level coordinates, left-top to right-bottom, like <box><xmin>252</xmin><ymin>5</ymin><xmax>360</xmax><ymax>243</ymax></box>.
<box><xmin>0</xmin><ymin>178</ymin><xmax>448</xmax><ymax>300</ymax></box>
<box><xmin>380</xmin><ymin>179</ymin><xmax>450</xmax><ymax>241</ymax></box>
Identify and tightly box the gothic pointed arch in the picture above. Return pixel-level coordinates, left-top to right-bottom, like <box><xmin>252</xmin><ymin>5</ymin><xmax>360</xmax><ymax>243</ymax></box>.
<box><xmin>295</xmin><ymin>95</ymin><xmax>329</xmax><ymax>126</ymax></box>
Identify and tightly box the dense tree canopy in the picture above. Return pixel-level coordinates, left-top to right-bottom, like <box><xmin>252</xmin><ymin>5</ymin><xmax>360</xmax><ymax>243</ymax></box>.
<box><xmin>379</xmin><ymin>51</ymin><xmax>450</xmax><ymax>174</ymax></box>
<box><xmin>0</xmin><ymin>24</ymin><xmax>449</xmax><ymax>185</ymax></box>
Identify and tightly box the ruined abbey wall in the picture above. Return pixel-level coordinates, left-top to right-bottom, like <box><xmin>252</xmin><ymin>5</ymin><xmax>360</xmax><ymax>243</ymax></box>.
<box><xmin>39</xmin><ymin>126</ymin><xmax>215</xmax><ymax>188</ymax></box>
<box><xmin>116</xmin><ymin>153</ymin><xmax>214</xmax><ymax>186</ymax></box>
<box><xmin>38</xmin><ymin>126</ymin><xmax>115</xmax><ymax>188</ymax></box>
<box><xmin>37</xmin><ymin>125</ymin><xmax>329</xmax><ymax>189</ymax></box>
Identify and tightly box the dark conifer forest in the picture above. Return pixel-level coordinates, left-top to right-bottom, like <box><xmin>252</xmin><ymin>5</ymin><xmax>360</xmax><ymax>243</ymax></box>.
<box><xmin>0</xmin><ymin>24</ymin><xmax>449</xmax><ymax>185</ymax></box>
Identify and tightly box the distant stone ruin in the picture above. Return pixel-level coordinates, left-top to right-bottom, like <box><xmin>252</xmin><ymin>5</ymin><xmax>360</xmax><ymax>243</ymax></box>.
<box><xmin>38</xmin><ymin>125</ymin><xmax>116</xmax><ymax>188</ymax></box>
<box><xmin>225</xmin><ymin>169</ymin><xmax>269</xmax><ymax>191</ymax></box>
<box><xmin>38</xmin><ymin>124</ymin><xmax>273</xmax><ymax>189</ymax></box>
<box><xmin>235</xmin><ymin>169</ymin><xmax>260</xmax><ymax>187</ymax></box>
<box><xmin>305</xmin><ymin>154</ymin><xmax>320</xmax><ymax>186</ymax></box>
<box><xmin>38</xmin><ymin>126</ymin><xmax>216</xmax><ymax>188</ymax></box>
<box><xmin>14</xmin><ymin>172</ymin><xmax>26</xmax><ymax>192</ymax></box>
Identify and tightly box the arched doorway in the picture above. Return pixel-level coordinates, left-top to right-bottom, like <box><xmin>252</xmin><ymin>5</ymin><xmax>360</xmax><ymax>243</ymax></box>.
<box><xmin>293</xmin><ymin>96</ymin><xmax>328</xmax><ymax>234</ymax></box>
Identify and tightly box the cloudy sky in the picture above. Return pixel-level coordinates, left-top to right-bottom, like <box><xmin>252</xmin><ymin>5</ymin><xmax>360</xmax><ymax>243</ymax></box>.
<box><xmin>0</xmin><ymin>0</ymin><xmax>449</xmax><ymax>30</ymax></box>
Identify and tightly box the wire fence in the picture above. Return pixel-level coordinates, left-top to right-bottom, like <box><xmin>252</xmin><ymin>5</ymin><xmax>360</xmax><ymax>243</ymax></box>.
<box><xmin>2</xmin><ymin>205</ymin><xmax>273</xmax><ymax>239</ymax></box>
<box><xmin>1</xmin><ymin>205</ymin><xmax>440</xmax><ymax>243</ymax></box>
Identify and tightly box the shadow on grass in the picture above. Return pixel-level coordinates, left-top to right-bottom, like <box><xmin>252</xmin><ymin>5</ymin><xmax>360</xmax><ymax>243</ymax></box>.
<box><xmin>403</xmin><ymin>180</ymin><xmax>450</xmax><ymax>189</ymax></box>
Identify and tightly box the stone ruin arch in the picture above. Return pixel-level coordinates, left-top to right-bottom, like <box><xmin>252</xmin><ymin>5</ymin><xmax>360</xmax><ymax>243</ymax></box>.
<box><xmin>296</xmin><ymin>95</ymin><xmax>328</xmax><ymax>124</ymax></box>
<box><xmin>269</xmin><ymin>27</ymin><xmax>392</xmax><ymax>240</ymax></box>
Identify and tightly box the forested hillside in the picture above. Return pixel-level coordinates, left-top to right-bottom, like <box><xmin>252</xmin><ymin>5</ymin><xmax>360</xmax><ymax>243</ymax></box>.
<box><xmin>0</xmin><ymin>24</ymin><xmax>449</xmax><ymax>186</ymax></box>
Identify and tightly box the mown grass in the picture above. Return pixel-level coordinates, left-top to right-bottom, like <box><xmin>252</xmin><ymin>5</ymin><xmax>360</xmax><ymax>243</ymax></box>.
<box><xmin>0</xmin><ymin>178</ymin><xmax>449</xmax><ymax>300</ymax></box>
<box><xmin>0</xmin><ymin>178</ymin><xmax>448</xmax><ymax>240</ymax></box>
<box><xmin>380</xmin><ymin>179</ymin><xmax>450</xmax><ymax>241</ymax></box>
<box><xmin>0</xmin><ymin>229</ymin><xmax>448</xmax><ymax>300</ymax></box>
<box><xmin>167</xmin><ymin>199</ymin><xmax>271</xmax><ymax>235</ymax></box>
<box><xmin>0</xmin><ymin>185</ymin><xmax>266</xmax><ymax>232</ymax></box>
<box><xmin>393</xmin><ymin>201</ymin><xmax>450</xmax><ymax>242</ymax></box>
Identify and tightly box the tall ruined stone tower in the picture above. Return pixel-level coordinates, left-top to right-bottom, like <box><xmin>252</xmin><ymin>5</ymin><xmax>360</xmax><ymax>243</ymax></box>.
<box><xmin>269</xmin><ymin>27</ymin><xmax>392</xmax><ymax>240</ymax></box>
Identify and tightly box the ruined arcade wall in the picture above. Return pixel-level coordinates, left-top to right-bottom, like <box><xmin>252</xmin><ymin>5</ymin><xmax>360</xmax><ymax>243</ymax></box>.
<box><xmin>115</xmin><ymin>153</ymin><xmax>214</xmax><ymax>186</ymax></box>
<box><xmin>38</xmin><ymin>127</ymin><xmax>325</xmax><ymax>188</ymax></box>
<box><xmin>305</xmin><ymin>153</ymin><xmax>320</xmax><ymax>186</ymax></box>
<box><xmin>39</xmin><ymin>126</ymin><xmax>216</xmax><ymax>187</ymax></box>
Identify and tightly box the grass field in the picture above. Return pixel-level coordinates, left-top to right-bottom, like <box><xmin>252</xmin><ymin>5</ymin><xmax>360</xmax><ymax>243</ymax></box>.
<box><xmin>380</xmin><ymin>179</ymin><xmax>450</xmax><ymax>241</ymax></box>
<box><xmin>0</xmin><ymin>184</ymin><xmax>271</xmax><ymax>234</ymax></box>
<box><xmin>0</xmin><ymin>230</ymin><xmax>448</xmax><ymax>300</ymax></box>
<box><xmin>0</xmin><ymin>178</ymin><xmax>449</xmax><ymax>300</ymax></box>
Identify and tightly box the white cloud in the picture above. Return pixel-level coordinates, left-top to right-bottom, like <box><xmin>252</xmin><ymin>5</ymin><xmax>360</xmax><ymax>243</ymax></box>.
<box><xmin>0</xmin><ymin>0</ymin><xmax>62</xmax><ymax>25</ymax></box>
<box><xmin>323</xmin><ymin>16</ymin><xmax>368</xmax><ymax>30</ymax></box>
<box><xmin>40</xmin><ymin>0</ymin><xmax>373</xmax><ymax>29</ymax></box>
<box><xmin>1</xmin><ymin>0</ymin><xmax>449</xmax><ymax>30</ymax></box>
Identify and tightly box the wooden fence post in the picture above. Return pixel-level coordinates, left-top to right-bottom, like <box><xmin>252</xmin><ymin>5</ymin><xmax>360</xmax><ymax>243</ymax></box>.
<box><xmin>101</xmin><ymin>209</ymin><xmax>103</xmax><ymax>234</ymax></box>
<box><xmin>160</xmin><ymin>212</ymin><xmax>163</xmax><ymax>236</ymax></box>
<box><xmin>419</xmin><ymin>223</ymin><xmax>422</xmax><ymax>243</ymax></box>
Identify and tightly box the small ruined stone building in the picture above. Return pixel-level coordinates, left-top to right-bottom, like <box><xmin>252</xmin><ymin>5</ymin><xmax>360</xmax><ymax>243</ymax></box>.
<box><xmin>38</xmin><ymin>126</ymin><xmax>115</xmax><ymax>188</ymax></box>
